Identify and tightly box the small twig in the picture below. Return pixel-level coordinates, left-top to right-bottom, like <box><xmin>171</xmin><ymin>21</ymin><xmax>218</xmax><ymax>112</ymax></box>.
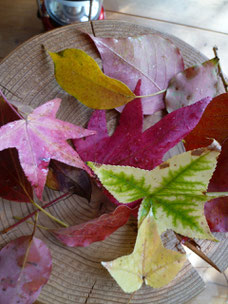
<box><xmin>89</xmin><ymin>0</ymin><xmax>93</xmax><ymax>21</ymax></box>
<box><xmin>1</xmin><ymin>192</ymin><xmax>71</xmax><ymax>234</ymax></box>
<box><xmin>213</xmin><ymin>46</ymin><xmax>228</xmax><ymax>92</ymax></box>
<box><xmin>0</xmin><ymin>84</ymin><xmax>23</xmax><ymax>100</ymax></box>
<box><xmin>175</xmin><ymin>233</ymin><xmax>221</xmax><ymax>272</ymax></box>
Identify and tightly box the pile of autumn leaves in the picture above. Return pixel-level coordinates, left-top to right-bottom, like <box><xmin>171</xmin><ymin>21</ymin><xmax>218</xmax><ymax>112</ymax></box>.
<box><xmin>0</xmin><ymin>33</ymin><xmax>228</xmax><ymax>302</ymax></box>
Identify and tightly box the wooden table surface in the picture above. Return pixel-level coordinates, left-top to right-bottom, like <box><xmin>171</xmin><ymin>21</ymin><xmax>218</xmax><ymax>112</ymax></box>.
<box><xmin>0</xmin><ymin>1</ymin><xmax>227</xmax><ymax>304</ymax></box>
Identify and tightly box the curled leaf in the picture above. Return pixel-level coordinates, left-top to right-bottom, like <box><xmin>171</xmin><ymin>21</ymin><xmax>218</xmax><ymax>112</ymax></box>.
<box><xmin>0</xmin><ymin>236</ymin><xmax>52</xmax><ymax>304</ymax></box>
<box><xmin>49</xmin><ymin>48</ymin><xmax>136</xmax><ymax>109</ymax></box>
<box><xmin>102</xmin><ymin>211</ymin><xmax>186</xmax><ymax>292</ymax></box>
<box><xmin>51</xmin><ymin>205</ymin><xmax>133</xmax><ymax>247</ymax></box>
<box><xmin>46</xmin><ymin>160</ymin><xmax>92</xmax><ymax>201</ymax></box>
<box><xmin>166</xmin><ymin>57</ymin><xmax>219</xmax><ymax>112</ymax></box>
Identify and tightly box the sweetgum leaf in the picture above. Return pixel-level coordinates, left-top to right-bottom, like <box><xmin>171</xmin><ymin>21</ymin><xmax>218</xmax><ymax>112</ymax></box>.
<box><xmin>90</xmin><ymin>34</ymin><xmax>184</xmax><ymax>114</ymax></box>
<box><xmin>0</xmin><ymin>98</ymin><xmax>95</xmax><ymax>199</ymax></box>
<box><xmin>165</xmin><ymin>57</ymin><xmax>219</xmax><ymax>112</ymax></box>
<box><xmin>74</xmin><ymin>81</ymin><xmax>211</xmax><ymax>172</ymax></box>
<box><xmin>0</xmin><ymin>91</ymin><xmax>33</xmax><ymax>202</ymax></box>
<box><xmin>51</xmin><ymin>205</ymin><xmax>133</xmax><ymax>247</ymax></box>
<box><xmin>0</xmin><ymin>236</ymin><xmax>52</xmax><ymax>304</ymax></box>
<box><xmin>49</xmin><ymin>49</ymin><xmax>136</xmax><ymax>109</ymax></box>
<box><xmin>88</xmin><ymin>142</ymin><xmax>227</xmax><ymax>240</ymax></box>
<box><xmin>102</xmin><ymin>211</ymin><xmax>186</xmax><ymax>292</ymax></box>
<box><xmin>46</xmin><ymin>160</ymin><xmax>92</xmax><ymax>201</ymax></box>
<box><xmin>184</xmin><ymin>93</ymin><xmax>228</xmax><ymax>232</ymax></box>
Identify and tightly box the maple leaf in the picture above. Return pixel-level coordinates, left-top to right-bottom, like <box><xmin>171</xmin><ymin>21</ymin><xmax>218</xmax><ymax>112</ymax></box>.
<box><xmin>102</xmin><ymin>211</ymin><xmax>186</xmax><ymax>292</ymax></box>
<box><xmin>88</xmin><ymin>141</ymin><xmax>228</xmax><ymax>240</ymax></box>
<box><xmin>165</xmin><ymin>58</ymin><xmax>219</xmax><ymax>112</ymax></box>
<box><xmin>49</xmin><ymin>49</ymin><xmax>136</xmax><ymax>109</ymax></box>
<box><xmin>51</xmin><ymin>205</ymin><xmax>134</xmax><ymax>247</ymax></box>
<box><xmin>0</xmin><ymin>235</ymin><xmax>52</xmax><ymax>304</ymax></box>
<box><xmin>90</xmin><ymin>34</ymin><xmax>184</xmax><ymax>114</ymax></box>
<box><xmin>0</xmin><ymin>91</ymin><xmax>33</xmax><ymax>202</ymax></box>
<box><xmin>0</xmin><ymin>98</ymin><xmax>95</xmax><ymax>199</ymax></box>
<box><xmin>184</xmin><ymin>93</ymin><xmax>228</xmax><ymax>232</ymax></box>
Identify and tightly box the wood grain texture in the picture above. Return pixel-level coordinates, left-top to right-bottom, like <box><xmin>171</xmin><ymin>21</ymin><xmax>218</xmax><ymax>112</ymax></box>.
<box><xmin>0</xmin><ymin>20</ymin><xmax>227</xmax><ymax>304</ymax></box>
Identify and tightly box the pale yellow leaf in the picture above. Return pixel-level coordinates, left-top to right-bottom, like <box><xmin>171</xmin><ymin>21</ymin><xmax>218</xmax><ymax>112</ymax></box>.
<box><xmin>102</xmin><ymin>211</ymin><xmax>186</xmax><ymax>293</ymax></box>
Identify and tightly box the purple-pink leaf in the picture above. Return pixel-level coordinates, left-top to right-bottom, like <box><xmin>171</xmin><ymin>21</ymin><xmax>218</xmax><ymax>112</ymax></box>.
<box><xmin>0</xmin><ymin>236</ymin><xmax>52</xmax><ymax>304</ymax></box>
<box><xmin>165</xmin><ymin>58</ymin><xmax>219</xmax><ymax>112</ymax></box>
<box><xmin>90</xmin><ymin>34</ymin><xmax>184</xmax><ymax>114</ymax></box>
<box><xmin>52</xmin><ymin>205</ymin><xmax>133</xmax><ymax>247</ymax></box>
<box><xmin>0</xmin><ymin>98</ymin><xmax>95</xmax><ymax>199</ymax></box>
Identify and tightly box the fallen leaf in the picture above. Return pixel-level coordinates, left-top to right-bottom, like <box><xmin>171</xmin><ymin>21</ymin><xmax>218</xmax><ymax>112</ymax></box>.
<box><xmin>0</xmin><ymin>236</ymin><xmax>52</xmax><ymax>304</ymax></box>
<box><xmin>184</xmin><ymin>93</ymin><xmax>228</xmax><ymax>150</ymax></box>
<box><xmin>102</xmin><ymin>211</ymin><xmax>186</xmax><ymax>292</ymax></box>
<box><xmin>49</xmin><ymin>48</ymin><xmax>136</xmax><ymax>109</ymax></box>
<box><xmin>184</xmin><ymin>93</ymin><xmax>228</xmax><ymax>232</ymax></box>
<box><xmin>46</xmin><ymin>160</ymin><xmax>92</xmax><ymax>201</ymax></box>
<box><xmin>88</xmin><ymin>141</ymin><xmax>227</xmax><ymax>240</ymax></box>
<box><xmin>0</xmin><ymin>98</ymin><xmax>95</xmax><ymax>199</ymax></box>
<box><xmin>90</xmin><ymin>34</ymin><xmax>184</xmax><ymax>114</ymax></box>
<box><xmin>0</xmin><ymin>91</ymin><xmax>33</xmax><ymax>202</ymax></box>
<box><xmin>205</xmin><ymin>138</ymin><xmax>228</xmax><ymax>232</ymax></box>
<box><xmin>51</xmin><ymin>205</ymin><xmax>133</xmax><ymax>247</ymax></box>
<box><xmin>165</xmin><ymin>57</ymin><xmax>219</xmax><ymax>112</ymax></box>
<box><xmin>75</xmin><ymin>81</ymin><xmax>211</xmax><ymax>172</ymax></box>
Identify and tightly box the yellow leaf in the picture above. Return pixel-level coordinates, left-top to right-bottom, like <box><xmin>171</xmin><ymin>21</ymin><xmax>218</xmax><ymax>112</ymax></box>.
<box><xmin>49</xmin><ymin>49</ymin><xmax>136</xmax><ymax>109</ymax></box>
<box><xmin>102</xmin><ymin>211</ymin><xmax>186</xmax><ymax>293</ymax></box>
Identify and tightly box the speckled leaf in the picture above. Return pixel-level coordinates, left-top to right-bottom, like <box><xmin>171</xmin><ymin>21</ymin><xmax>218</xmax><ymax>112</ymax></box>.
<box><xmin>0</xmin><ymin>98</ymin><xmax>95</xmax><ymax>199</ymax></box>
<box><xmin>90</xmin><ymin>34</ymin><xmax>184</xmax><ymax>114</ymax></box>
<box><xmin>0</xmin><ymin>236</ymin><xmax>52</xmax><ymax>304</ymax></box>
<box><xmin>49</xmin><ymin>49</ymin><xmax>135</xmax><ymax>109</ymax></box>
<box><xmin>165</xmin><ymin>57</ymin><xmax>219</xmax><ymax>112</ymax></box>
<box><xmin>51</xmin><ymin>205</ymin><xmax>133</xmax><ymax>247</ymax></box>
<box><xmin>102</xmin><ymin>211</ymin><xmax>186</xmax><ymax>292</ymax></box>
<box><xmin>46</xmin><ymin>160</ymin><xmax>92</xmax><ymax>201</ymax></box>
<box><xmin>88</xmin><ymin>142</ymin><xmax>227</xmax><ymax>240</ymax></box>
<box><xmin>0</xmin><ymin>91</ymin><xmax>33</xmax><ymax>202</ymax></box>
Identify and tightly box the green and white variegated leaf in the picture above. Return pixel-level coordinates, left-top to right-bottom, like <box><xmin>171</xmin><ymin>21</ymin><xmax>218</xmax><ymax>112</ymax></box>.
<box><xmin>88</xmin><ymin>141</ymin><xmax>228</xmax><ymax>240</ymax></box>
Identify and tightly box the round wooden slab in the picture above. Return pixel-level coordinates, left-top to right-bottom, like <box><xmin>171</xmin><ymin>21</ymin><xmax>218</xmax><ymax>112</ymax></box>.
<box><xmin>0</xmin><ymin>20</ymin><xmax>227</xmax><ymax>304</ymax></box>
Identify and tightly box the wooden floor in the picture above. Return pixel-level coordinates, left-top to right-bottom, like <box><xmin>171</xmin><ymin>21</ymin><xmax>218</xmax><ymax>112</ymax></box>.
<box><xmin>0</xmin><ymin>1</ymin><xmax>228</xmax><ymax>304</ymax></box>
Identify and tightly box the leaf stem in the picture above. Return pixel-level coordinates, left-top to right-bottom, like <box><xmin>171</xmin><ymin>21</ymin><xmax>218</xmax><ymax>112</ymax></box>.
<box><xmin>1</xmin><ymin>192</ymin><xmax>70</xmax><ymax>234</ymax></box>
<box><xmin>30</xmin><ymin>199</ymin><xmax>68</xmax><ymax>228</ymax></box>
<box><xmin>207</xmin><ymin>191</ymin><xmax>228</xmax><ymax>197</ymax></box>
<box><xmin>136</xmin><ymin>89</ymin><xmax>166</xmax><ymax>99</ymax></box>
